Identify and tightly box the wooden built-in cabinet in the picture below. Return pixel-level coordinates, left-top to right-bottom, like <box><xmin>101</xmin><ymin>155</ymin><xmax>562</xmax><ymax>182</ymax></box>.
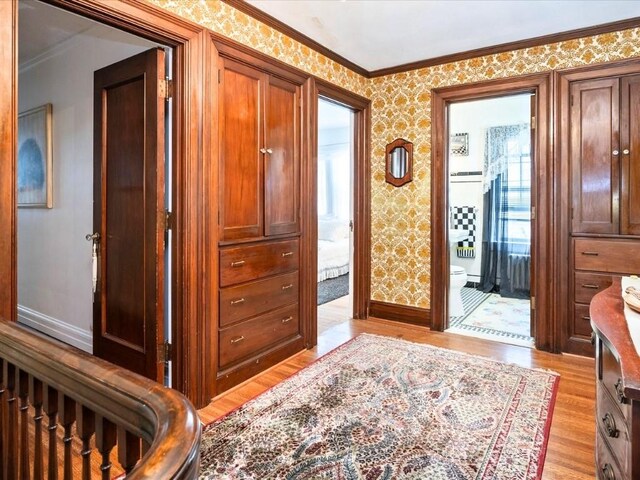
<box><xmin>560</xmin><ymin>65</ymin><xmax>640</xmax><ymax>356</ymax></box>
<box><xmin>591</xmin><ymin>284</ymin><xmax>640</xmax><ymax>480</ymax></box>
<box><xmin>216</xmin><ymin>50</ymin><xmax>305</xmax><ymax>393</ymax></box>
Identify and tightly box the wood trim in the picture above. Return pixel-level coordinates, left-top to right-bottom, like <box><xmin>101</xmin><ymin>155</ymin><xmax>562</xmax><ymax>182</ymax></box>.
<box><xmin>0</xmin><ymin>0</ymin><xmax>17</xmax><ymax>322</ymax></box>
<box><xmin>369</xmin><ymin>17</ymin><xmax>640</xmax><ymax>77</ymax></box>
<box><xmin>219</xmin><ymin>0</ymin><xmax>369</xmax><ymax>78</ymax></box>
<box><xmin>369</xmin><ymin>300</ymin><xmax>430</xmax><ymax>327</ymax></box>
<box><xmin>555</xmin><ymin>58</ymin><xmax>640</xmax><ymax>355</ymax></box>
<box><xmin>431</xmin><ymin>73</ymin><xmax>554</xmax><ymax>352</ymax></box>
<box><xmin>13</xmin><ymin>0</ymin><xmax>214</xmax><ymax>408</ymax></box>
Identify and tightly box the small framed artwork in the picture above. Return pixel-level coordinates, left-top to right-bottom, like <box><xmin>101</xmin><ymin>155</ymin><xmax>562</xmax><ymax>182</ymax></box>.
<box><xmin>18</xmin><ymin>103</ymin><xmax>52</xmax><ymax>208</ymax></box>
<box><xmin>450</xmin><ymin>132</ymin><xmax>469</xmax><ymax>156</ymax></box>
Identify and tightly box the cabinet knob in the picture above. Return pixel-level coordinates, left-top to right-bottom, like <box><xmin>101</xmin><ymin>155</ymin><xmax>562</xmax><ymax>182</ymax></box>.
<box><xmin>612</xmin><ymin>150</ymin><xmax>619</xmax><ymax>156</ymax></box>
<box><xmin>601</xmin><ymin>412</ymin><xmax>619</xmax><ymax>438</ymax></box>
<box><xmin>260</xmin><ymin>147</ymin><xmax>267</xmax><ymax>154</ymax></box>
<box><xmin>602</xmin><ymin>463</ymin><xmax>616</xmax><ymax>480</ymax></box>
<box><xmin>614</xmin><ymin>378</ymin><xmax>627</xmax><ymax>404</ymax></box>
<box><xmin>623</xmin><ymin>148</ymin><xmax>630</xmax><ymax>155</ymax></box>
<box><xmin>266</xmin><ymin>148</ymin><xmax>273</xmax><ymax>154</ymax></box>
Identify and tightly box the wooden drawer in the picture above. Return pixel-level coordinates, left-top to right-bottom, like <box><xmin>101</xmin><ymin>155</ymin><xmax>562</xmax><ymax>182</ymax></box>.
<box><xmin>597</xmin><ymin>384</ymin><xmax>630</xmax><ymax>476</ymax></box>
<box><xmin>596</xmin><ymin>430</ymin><xmax>624</xmax><ymax>480</ymax></box>
<box><xmin>218</xmin><ymin>304</ymin><xmax>299</xmax><ymax>369</ymax></box>
<box><xmin>575</xmin><ymin>238</ymin><xmax>640</xmax><ymax>274</ymax></box>
<box><xmin>574</xmin><ymin>272</ymin><xmax>613</xmax><ymax>304</ymax></box>
<box><xmin>220</xmin><ymin>271</ymin><xmax>298</xmax><ymax>327</ymax></box>
<box><xmin>220</xmin><ymin>239</ymin><xmax>299</xmax><ymax>287</ymax></box>
<box><xmin>600</xmin><ymin>341</ymin><xmax>630</xmax><ymax>421</ymax></box>
<box><xmin>573</xmin><ymin>303</ymin><xmax>593</xmax><ymax>337</ymax></box>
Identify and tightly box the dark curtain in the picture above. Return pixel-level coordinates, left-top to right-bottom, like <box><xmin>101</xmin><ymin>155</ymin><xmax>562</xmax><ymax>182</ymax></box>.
<box><xmin>478</xmin><ymin>124</ymin><xmax>530</xmax><ymax>299</ymax></box>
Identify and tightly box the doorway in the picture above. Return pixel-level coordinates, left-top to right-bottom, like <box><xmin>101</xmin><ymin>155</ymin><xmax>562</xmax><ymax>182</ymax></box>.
<box><xmin>316</xmin><ymin>97</ymin><xmax>354</xmax><ymax>334</ymax></box>
<box><xmin>16</xmin><ymin>0</ymin><xmax>172</xmax><ymax>383</ymax></box>
<box><xmin>444</xmin><ymin>94</ymin><xmax>534</xmax><ymax>347</ymax></box>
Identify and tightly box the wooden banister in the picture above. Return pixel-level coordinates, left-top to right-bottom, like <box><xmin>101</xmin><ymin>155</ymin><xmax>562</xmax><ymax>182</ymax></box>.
<box><xmin>0</xmin><ymin>321</ymin><xmax>201</xmax><ymax>479</ymax></box>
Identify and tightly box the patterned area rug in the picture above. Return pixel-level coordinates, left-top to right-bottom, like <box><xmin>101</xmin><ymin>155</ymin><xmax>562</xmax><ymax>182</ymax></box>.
<box><xmin>449</xmin><ymin>287</ymin><xmax>492</xmax><ymax>325</ymax></box>
<box><xmin>200</xmin><ymin>334</ymin><xmax>559</xmax><ymax>479</ymax></box>
<box><xmin>317</xmin><ymin>274</ymin><xmax>349</xmax><ymax>305</ymax></box>
<box><xmin>448</xmin><ymin>294</ymin><xmax>534</xmax><ymax>347</ymax></box>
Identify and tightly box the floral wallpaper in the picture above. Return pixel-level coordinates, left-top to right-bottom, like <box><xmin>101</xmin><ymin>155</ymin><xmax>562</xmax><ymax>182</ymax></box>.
<box><xmin>150</xmin><ymin>0</ymin><xmax>640</xmax><ymax>310</ymax></box>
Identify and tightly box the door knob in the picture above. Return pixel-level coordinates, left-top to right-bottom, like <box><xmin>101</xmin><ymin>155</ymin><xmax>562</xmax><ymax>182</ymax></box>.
<box><xmin>612</xmin><ymin>150</ymin><xmax>619</xmax><ymax>156</ymax></box>
<box><xmin>623</xmin><ymin>149</ymin><xmax>630</xmax><ymax>155</ymax></box>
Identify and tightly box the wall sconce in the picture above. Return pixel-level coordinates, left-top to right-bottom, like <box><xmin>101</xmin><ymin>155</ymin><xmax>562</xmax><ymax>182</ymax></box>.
<box><xmin>385</xmin><ymin>138</ymin><xmax>413</xmax><ymax>187</ymax></box>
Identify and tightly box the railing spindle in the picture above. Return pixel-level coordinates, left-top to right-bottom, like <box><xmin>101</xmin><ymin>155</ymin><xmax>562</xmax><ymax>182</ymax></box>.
<box><xmin>43</xmin><ymin>386</ymin><xmax>59</xmax><ymax>480</ymax></box>
<box><xmin>96</xmin><ymin>416</ymin><xmax>117</xmax><ymax>480</ymax></box>
<box><xmin>117</xmin><ymin>427</ymin><xmax>141</xmax><ymax>474</ymax></box>
<box><xmin>6</xmin><ymin>362</ymin><xmax>17</xmax><ymax>480</ymax></box>
<box><xmin>29</xmin><ymin>376</ymin><xmax>44</xmax><ymax>480</ymax></box>
<box><xmin>58</xmin><ymin>394</ymin><xmax>76</xmax><ymax>480</ymax></box>
<box><xmin>76</xmin><ymin>405</ymin><xmax>95</xmax><ymax>480</ymax></box>
<box><xmin>18</xmin><ymin>369</ymin><xmax>31</xmax><ymax>480</ymax></box>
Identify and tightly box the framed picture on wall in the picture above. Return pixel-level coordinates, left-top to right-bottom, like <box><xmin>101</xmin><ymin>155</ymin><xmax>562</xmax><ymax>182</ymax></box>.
<box><xmin>450</xmin><ymin>132</ymin><xmax>469</xmax><ymax>156</ymax></box>
<box><xmin>18</xmin><ymin>103</ymin><xmax>53</xmax><ymax>208</ymax></box>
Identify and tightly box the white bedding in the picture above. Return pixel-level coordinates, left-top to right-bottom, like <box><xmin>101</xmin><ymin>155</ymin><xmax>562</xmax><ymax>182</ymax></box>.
<box><xmin>318</xmin><ymin>238</ymin><xmax>350</xmax><ymax>282</ymax></box>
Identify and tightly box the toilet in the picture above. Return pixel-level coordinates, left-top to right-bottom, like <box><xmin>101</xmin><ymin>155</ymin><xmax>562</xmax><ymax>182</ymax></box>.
<box><xmin>449</xmin><ymin>265</ymin><xmax>468</xmax><ymax>317</ymax></box>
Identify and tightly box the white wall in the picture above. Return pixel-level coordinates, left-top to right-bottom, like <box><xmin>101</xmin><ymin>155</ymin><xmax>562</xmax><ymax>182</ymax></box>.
<box><xmin>18</xmin><ymin>24</ymin><xmax>157</xmax><ymax>352</ymax></box>
<box><xmin>448</xmin><ymin>94</ymin><xmax>530</xmax><ymax>281</ymax></box>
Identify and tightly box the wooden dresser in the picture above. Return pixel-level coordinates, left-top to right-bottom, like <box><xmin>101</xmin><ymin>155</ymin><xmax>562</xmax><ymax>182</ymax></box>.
<box><xmin>591</xmin><ymin>283</ymin><xmax>640</xmax><ymax>480</ymax></box>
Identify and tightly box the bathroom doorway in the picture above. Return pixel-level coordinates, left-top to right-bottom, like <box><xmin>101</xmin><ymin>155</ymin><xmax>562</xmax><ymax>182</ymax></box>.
<box><xmin>444</xmin><ymin>94</ymin><xmax>534</xmax><ymax>347</ymax></box>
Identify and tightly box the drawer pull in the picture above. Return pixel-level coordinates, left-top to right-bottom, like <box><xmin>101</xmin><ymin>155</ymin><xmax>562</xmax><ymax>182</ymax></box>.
<box><xmin>281</xmin><ymin>316</ymin><xmax>293</xmax><ymax>324</ymax></box>
<box><xmin>281</xmin><ymin>284</ymin><xmax>294</xmax><ymax>291</ymax></box>
<box><xmin>230</xmin><ymin>336</ymin><xmax>245</xmax><ymax>344</ymax></box>
<box><xmin>581</xmin><ymin>284</ymin><xmax>600</xmax><ymax>289</ymax></box>
<box><xmin>602</xmin><ymin>464</ymin><xmax>616</xmax><ymax>480</ymax></box>
<box><xmin>230</xmin><ymin>260</ymin><xmax>246</xmax><ymax>267</ymax></box>
<box><xmin>281</xmin><ymin>251</ymin><xmax>293</xmax><ymax>257</ymax></box>
<box><xmin>601</xmin><ymin>412</ymin><xmax>619</xmax><ymax>438</ymax></box>
<box><xmin>230</xmin><ymin>298</ymin><xmax>246</xmax><ymax>305</ymax></box>
<box><xmin>580</xmin><ymin>251</ymin><xmax>599</xmax><ymax>256</ymax></box>
<box><xmin>581</xmin><ymin>315</ymin><xmax>591</xmax><ymax>321</ymax></box>
<box><xmin>614</xmin><ymin>378</ymin><xmax>627</xmax><ymax>404</ymax></box>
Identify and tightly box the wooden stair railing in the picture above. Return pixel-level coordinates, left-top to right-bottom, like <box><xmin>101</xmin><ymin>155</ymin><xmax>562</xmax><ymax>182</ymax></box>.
<box><xmin>0</xmin><ymin>321</ymin><xmax>201</xmax><ymax>479</ymax></box>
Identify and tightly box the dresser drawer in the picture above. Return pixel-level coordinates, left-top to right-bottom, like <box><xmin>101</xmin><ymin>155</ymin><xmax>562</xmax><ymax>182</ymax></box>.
<box><xmin>574</xmin><ymin>272</ymin><xmax>613</xmax><ymax>304</ymax></box>
<box><xmin>220</xmin><ymin>239</ymin><xmax>299</xmax><ymax>287</ymax></box>
<box><xmin>600</xmin><ymin>341</ymin><xmax>630</xmax><ymax>421</ymax></box>
<box><xmin>596</xmin><ymin>430</ymin><xmax>624</xmax><ymax>480</ymax></box>
<box><xmin>597</xmin><ymin>384</ymin><xmax>630</xmax><ymax>475</ymax></box>
<box><xmin>218</xmin><ymin>304</ymin><xmax>299</xmax><ymax>369</ymax></box>
<box><xmin>575</xmin><ymin>238</ymin><xmax>640</xmax><ymax>274</ymax></box>
<box><xmin>573</xmin><ymin>303</ymin><xmax>593</xmax><ymax>337</ymax></box>
<box><xmin>220</xmin><ymin>271</ymin><xmax>298</xmax><ymax>327</ymax></box>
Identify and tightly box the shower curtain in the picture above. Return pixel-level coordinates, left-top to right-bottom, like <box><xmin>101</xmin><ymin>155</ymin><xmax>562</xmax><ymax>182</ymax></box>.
<box><xmin>478</xmin><ymin>124</ymin><xmax>531</xmax><ymax>299</ymax></box>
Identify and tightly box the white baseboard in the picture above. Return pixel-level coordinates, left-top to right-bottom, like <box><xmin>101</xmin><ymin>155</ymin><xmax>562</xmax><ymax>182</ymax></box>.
<box><xmin>17</xmin><ymin>305</ymin><xmax>93</xmax><ymax>354</ymax></box>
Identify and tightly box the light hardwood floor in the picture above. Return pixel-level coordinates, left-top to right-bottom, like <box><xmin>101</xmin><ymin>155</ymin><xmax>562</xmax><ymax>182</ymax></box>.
<box><xmin>199</xmin><ymin>296</ymin><xmax>596</xmax><ymax>479</ymax></box>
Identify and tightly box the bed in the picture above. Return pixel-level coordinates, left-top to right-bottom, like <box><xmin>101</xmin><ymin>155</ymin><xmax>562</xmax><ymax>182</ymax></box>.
<box><xmin>318</xmin><ymin>218</ymin><xmax>350</xmax><ymax>282</ymax></box>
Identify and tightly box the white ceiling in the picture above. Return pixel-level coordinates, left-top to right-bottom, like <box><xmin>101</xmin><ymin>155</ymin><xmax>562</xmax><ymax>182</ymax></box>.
<box><xmin>247</xmin><ymin>0</ymin><xmax>640</xmax><ymax>72</ymax></box>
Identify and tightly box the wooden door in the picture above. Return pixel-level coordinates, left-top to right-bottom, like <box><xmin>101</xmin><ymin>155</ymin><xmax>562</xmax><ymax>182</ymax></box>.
<box><xmin>219</xmin><ymin>58</ymin><xmax>265</xmax><ymax>241</ymax></box>
<box><xmin>264</xmin><ymin>76</ymin><xmax>300</xmax><ymax>236</ymax></box>
<box><xmin>93</xmin><ymin>48</ymin><xmax>165</xmax><ymax>382</ymax></box>
<box><xmin>570</xmin><ymin>78</ymin><xmax>620</xmax><ymax>234</ymax></box>
<box><xmin>621</xmin><ymin>74</ymin><xmax>640</xmax><ymax>235</ymax></box>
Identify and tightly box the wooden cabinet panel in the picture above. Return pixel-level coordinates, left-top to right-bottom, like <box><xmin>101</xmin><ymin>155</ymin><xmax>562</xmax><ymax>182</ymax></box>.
<box><xmin>573</xmin><ymin>303</ymin><xmax>593</xmax><ymax>338</ymax></box>
<box><xmin>621</xmin><ymin>75</ymin><xmax>640</xmax><ymax>235</ymax></box>
<box><xmin>219</xmin><ymin>239</ymin><xmax>299</xmax><ymax>287</ymax></box>
<box><xmin>596</xmin><ymin>431</ymin><xmax>624</xmax><ymax>480</ymax></box>
<box><xmin>219</xmin><ymin>59</ymin><xmax>264</xmax><ymax>241</ymax></box>
<box><xmin>597</xmin><ymin>385</ymin><xmax>630</xmax><ymax>475</ymax></box>
<box><xmin>219</xmin><ymin>271</ymin><xmax>298</xmax><ymax>327</ymax></box>
<box><xmin>264</xmin><ymin>76</ymin><xmax>300</xmax><ymax>236</ymax></box>
<box><xmin>574</xmin><ymin>238</ymin><xmax>640</xmax><ymax>274</ymax></box>
<box><xmin>570</xmin><ymin>78</ymin><xmax>620</xmax><ymax>234</ymax></box>
<box><xmin>218</xmin><ymin>304</ymin><xmax>299</xmax><ymax>369</ymax></box>
<box><xmin>600</xmin><ymin>340</ymin><xmax>630</xmax><ymax>421</ymax></box>
<box><xmin>574</xmin><ymin>272</ymin><xmax>613</xmax><ymax>304</ymax></box>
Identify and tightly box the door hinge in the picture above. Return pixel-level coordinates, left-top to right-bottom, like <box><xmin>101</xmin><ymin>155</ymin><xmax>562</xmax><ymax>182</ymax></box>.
<box><xmin>531</xmin><ymin>115</ymin><xmax>536</xmax><ymax>130</ymax></box>
<box><xmin>159</xmin><ymin>77</ymin><xmax>173</xmax><ymax>99</ymax></box>
<box><xmin>218</xmin><ymin>69</ymin><xmax>221</xmax><ymax>84</ymax></box>
<box><xmin>531</xmin><ymin>296</ymin><xmax>536</xmax><ymax>310</ymax></box>
<box><xmin>159</xmin><ymin>341</ymin><xmax>173</xmax><ymax>363</ymax></box>
<box><xmin>531</xmin><ymin>206</ymin><xmax>536</xmax><ymax>220</ymax></box>
<box><xmin>164</xmin><ymin>209</ymin><xmax>173</xmax><ymax>232</ymax></box>
<box><xmin>570</xmin><ymin>95</ymin><xmax>574</xmax><ymax>107</ymax></box>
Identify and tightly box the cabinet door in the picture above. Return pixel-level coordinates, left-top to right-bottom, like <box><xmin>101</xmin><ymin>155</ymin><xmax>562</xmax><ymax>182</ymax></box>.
<box><xmin>570</xmin><ymin>78</ymin><xmax>620</xmax><ymax>234</ymax></box>
<box><xmin>219</xmin><ymin>59</ymin><xmax>265</xmax><ymax>241</ymax></box>
<box><xmin>621</xmin><ymin>75</ymin><xmax>640</xmax><ymax>235</ymax></box>
<box><xmin>264</xmin><ymin>76</ymin><xmax>300</xmax><ymax>236</ymax></box>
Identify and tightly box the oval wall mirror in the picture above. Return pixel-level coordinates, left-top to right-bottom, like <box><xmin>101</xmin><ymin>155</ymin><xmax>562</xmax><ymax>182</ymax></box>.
<box><xmin>385</xmin><ymin>138</ymin><xmax>413</xmax><ymax>187</ymax></box>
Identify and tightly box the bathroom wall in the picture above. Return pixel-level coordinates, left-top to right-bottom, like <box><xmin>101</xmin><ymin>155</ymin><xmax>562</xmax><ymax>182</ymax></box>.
<box><xmin>448</xmin><ymin>95</ymin><xmax>531</xmax><ymax>282</ymax></box>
